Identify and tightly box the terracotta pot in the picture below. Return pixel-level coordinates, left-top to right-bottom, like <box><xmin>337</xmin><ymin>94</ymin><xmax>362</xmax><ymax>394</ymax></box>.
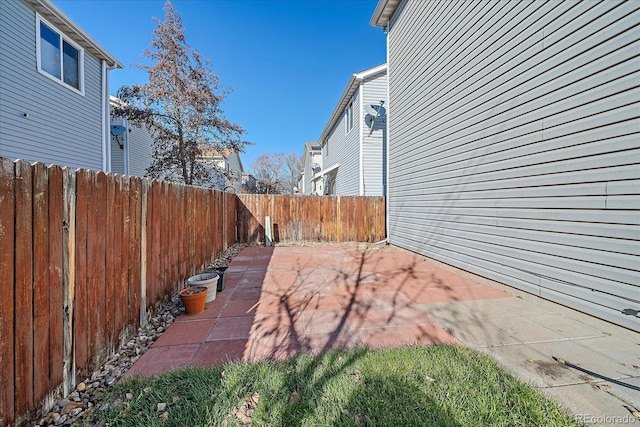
<box><xmin>179</xmin><ymin>286</ymin><xmax>208</xmax><ymax>315</ymax></box>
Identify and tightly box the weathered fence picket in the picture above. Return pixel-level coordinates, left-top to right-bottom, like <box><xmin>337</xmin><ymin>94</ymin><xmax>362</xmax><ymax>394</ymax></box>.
<box><xmin>14</xmin><ymin>159</ymin><xmax>34</xmax><ymax>420</ymax></box>
<box><xmin>61</xmin><ymin>168</ymin><xmax>76</xmax><ymax>397</ymax></box>
<box><xmin>48</xmin><ymin>165</ymin><xmax>64</xmax><ymax>404</ymax></box>
<box><xmin>0</xmin><ymin>158</ymin><xmax>16</xmax><ymax>426</ymax></box>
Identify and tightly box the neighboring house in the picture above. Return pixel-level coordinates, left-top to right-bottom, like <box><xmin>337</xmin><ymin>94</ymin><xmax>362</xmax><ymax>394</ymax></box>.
<box><xmin>371</xmin><ymin>1</ymin><xmax>640</xmax><ymax>331</ymax></box>
<box><xmin>239</xmin><ymin>172</ymin><xmax>257</xmax><ymax>194</ymax></box>
<box><xmin>300</xmin><ymin>141</ymin><xmax>322</xmax><ymax>195</ymax></box>
<box><xmin>110</xmin><ymin>96</ymin><xmax>153</xmax><ymax>177</ymax></box>
<box><xmin>0</xmin><ymin>0</ymin><xmax>122</xmax><ymax>170</ymax></box>
<box><xmin>314</xmin><ymin>63</ymin><xmax>387</xmax><ymax>196</ymax></box>
<box><xmin>296</xmin><ymin>171</ymin><xmax>303</xmax><ymax>194</ymax></box>
<box><xmin>199</xmin><ymin>146</ymin><xmax>245</xmax><ymax>192</ymax></box>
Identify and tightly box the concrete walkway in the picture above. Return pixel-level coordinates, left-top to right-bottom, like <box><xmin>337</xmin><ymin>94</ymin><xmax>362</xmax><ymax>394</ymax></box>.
<box><xmin>128</xmin><ymin>245</ymin><xmax>639</xmax><ymax>424</ymax></box>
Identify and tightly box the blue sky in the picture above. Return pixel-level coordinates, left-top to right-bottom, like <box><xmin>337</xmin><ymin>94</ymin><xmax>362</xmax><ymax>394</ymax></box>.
<box><xmin>55</xmin><ymin>0</ymin><xmax>386</xmax><ymax>170</ymax></box>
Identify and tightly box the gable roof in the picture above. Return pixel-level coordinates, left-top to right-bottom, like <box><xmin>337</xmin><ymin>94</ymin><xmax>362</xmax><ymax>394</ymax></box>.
<box><xmin>25</xmin><ymin>0</ymin><xmax>123</xmax><ymax>68</ymax></box>
<box><xmin>370</xmin><ymin>0</ymin><xmax>402</xmax><ymax>28</ymax></box>
<box><xmin>317</xmin><ymin>63</ymin><xmax>387</xmax><ymax>146</ymax></box>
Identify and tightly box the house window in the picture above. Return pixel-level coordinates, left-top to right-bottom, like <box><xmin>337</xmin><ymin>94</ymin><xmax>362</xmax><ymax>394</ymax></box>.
<box><xmin>37</xmin><ymin>15</ymin><xmax>84</xmax><ymax>94</ymax></box>
<box><xmin>345</xmin><ymin>102</ymin><xmax>353</xmax><ymax>133</ymax></box>
<box><xmin>324</xmin><ymin>138</ymin><xmax>328</xmax><ymax>157</ymax></box>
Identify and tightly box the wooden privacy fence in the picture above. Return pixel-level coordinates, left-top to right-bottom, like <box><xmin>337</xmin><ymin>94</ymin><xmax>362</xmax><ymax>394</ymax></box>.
<box><xmin>0</xmin><ymin>158</ymin><xmax>237</xmax><ymax>426</ymax></box>
<box><xmin>237</xmin><ymin>194</ymin><xmax>386</xmax><ymax>243</ymax></box>
<box><xmin>0</xmin><ymin>159</ymin><xmax>385</xmax><ymax>426</ymax></box>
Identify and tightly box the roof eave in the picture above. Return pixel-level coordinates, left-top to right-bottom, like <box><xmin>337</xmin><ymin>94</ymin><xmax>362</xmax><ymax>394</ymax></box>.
<box><xmin>370</xmin><ymin>0</ymin><xmax>401</xmax><ymax>28</ymax></box>
<box><xmin>27</xmin><ymin>0</ymin><xmax>123</xmax><ymax>68</ymax></box>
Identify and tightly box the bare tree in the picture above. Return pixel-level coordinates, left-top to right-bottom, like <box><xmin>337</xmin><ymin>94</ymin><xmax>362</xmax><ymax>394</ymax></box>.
<box><xmin>112</xmin><ymin>1</ymin><xmax>248</xmax><ymax>186</ymax></box>
<box><xmin>251</xmin><ymin>153</ymin><xmax>285</xmax><ymax>194</ymax></box>
<box><xmin>249</xmin><ymin>151</ymin><xmax>303</xmax><ymax>194</ymax></box>
<box><xmin>283</xmin><ymin>152</ymin><xmax>303</xmax><ymax>194</ymax></box>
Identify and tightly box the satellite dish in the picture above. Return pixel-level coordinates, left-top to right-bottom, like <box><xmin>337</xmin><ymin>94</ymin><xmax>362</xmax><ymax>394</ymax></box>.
<box><xmin>365</xmin><ymin>103</ymin><xmax>386</xmax><ymax>118</ymax></box>
<box><xmin>364</xmin><ymin>101</ymin><xmax>386</xmax><ymax>134</ymax></box>
<box><xmin>110</xmin><ymin>124</ymin><xmax>126</xmax><ymax>136</ymax></box>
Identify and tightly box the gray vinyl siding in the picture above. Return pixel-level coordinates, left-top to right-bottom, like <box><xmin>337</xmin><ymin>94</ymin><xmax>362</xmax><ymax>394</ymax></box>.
<box><xmin>0</xmin><ymin>0</ymin><xmax>104</xmax><ymax>170</ymax></box>
<box><xmin>110</xmin><ymin>133</ymin><xmax>125</xmax><ymax>173</ymax></box>
<box><xmin>325</xmin><ymin>92</ymin><xmax>360</xmax><ymax>196</ymax></box>
<box><xmin>386</xmin><ymin>0</ymin><xmax>640</xmax><ymax>330</ymax></box>
<box><xmin>127</xmin><ymin>125</ymin><xmax>153</xmax><ymax>177</ymax></box>
<box><xmin>362</xmin><ymin>72</ymin><xmax>387</xmax><ymax>196</ymax></box>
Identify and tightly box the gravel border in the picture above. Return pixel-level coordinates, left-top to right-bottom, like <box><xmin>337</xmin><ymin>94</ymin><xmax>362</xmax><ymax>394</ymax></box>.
<box><xmin>36</xmin><ymin>243</ymin><xmax>248</xmax><ymax>427</ymax></box>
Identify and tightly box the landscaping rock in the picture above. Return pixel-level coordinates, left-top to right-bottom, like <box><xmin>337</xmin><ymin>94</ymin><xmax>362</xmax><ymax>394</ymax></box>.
<box><xmin>54</xmin><ymin>414</ymin><xmax>66</xmax><ymax>426</ymax></box>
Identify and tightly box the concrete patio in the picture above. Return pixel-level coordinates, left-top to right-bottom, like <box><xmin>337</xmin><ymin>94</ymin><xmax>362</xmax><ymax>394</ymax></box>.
<box><xmin>127</xmin><ymin>245</ymin><xmax>640</xmax><ymax>423</ymax></box>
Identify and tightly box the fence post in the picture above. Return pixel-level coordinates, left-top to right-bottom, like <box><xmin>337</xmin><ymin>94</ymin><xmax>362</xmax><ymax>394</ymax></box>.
<box><xmin>61</xmin><ymin>168</ymin><xmax>76</xmax><ymax>396</ymax></box>
<box><xmin>223</xmin><ymin>191</ymin><xmax>227</xmax><ymax>251</ymax></box>
<box><xmin>0</xmin><ymin>158</ymin><xmax>16</xmax><ymax>426</ymax></box>
<box><xmin>139</xmin><ymin>180</ymin><xmax>148</xmax><ymax>326</ymax></box>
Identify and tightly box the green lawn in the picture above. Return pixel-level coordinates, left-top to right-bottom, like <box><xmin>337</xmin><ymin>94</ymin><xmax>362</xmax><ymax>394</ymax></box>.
<box><xmin>83</xmin><ymin>345</ymin><xmax>578</xmax><ymax>426</ymax></box>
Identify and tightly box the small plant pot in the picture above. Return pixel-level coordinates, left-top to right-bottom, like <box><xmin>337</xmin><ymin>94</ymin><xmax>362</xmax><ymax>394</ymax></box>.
<box><xmin>212</xmin><ymin>267</ymin><xmax>228</xmax><ymax>292</ymax></box>
<box><xmin>179</xmin><ymin>286</ymin><xmax>208</xmax><ymax>315</ymax></box>
<box><xmin>187</xmin><ymin>273</ymin><xmax>219</xmax><ymax>303</ymax></box>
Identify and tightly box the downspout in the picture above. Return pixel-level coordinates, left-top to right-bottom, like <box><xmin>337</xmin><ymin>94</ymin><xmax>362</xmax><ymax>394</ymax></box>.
<box><xmin>358</xmin><ymin>80</ymin><xmax>365</xmax><ymax>196</ymax></box>
<box><xmin>123</xmin><ymin>118</ymin><xmax>130</xmax><ymax>174</ymax></box>
<box><xmin>101</xmin><ymin>60</ymin><xmax>109</xmax><ymax>171</ymax></box>
<box><xmin>102</xmin><ymin>61</ymin><xmax>119</xmax><ymax>172</ymax></box>
<box><xmin>381</xmin><ymin>24</ymin><xmax>391</xmax><ymax>245</ymax></box>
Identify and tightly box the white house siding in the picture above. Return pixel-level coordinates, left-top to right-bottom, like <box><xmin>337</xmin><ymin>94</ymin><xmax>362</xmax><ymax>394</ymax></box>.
<box><xmin>302</xmin><ymin>146</ymin><xmax>321</xmax><ymax>195</ymax></box>
<box><xmin>0</xmin><ymin>0</ymin><xmax>104</xmax><ymax>170</ymax></box>
<box><xmin>386</xmin><ymin>0</ymin><xmax>640</xmax><ymax>330</ymax></box>
<box><xmin>362</xmin><ymin>72</ymin><xmax>387</xmax><ymax>196</ymax></box>
<box><xmin>325</xmin><ymin>92</ymin><xmax>361</xmax><ymax>196</ymax></box>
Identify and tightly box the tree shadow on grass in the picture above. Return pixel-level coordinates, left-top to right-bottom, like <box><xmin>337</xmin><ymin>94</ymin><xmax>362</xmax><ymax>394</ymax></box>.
<box><xmin>334</xmin><ymin>374</ymin><xmax>462</xmax><ymax>427</ymax></box>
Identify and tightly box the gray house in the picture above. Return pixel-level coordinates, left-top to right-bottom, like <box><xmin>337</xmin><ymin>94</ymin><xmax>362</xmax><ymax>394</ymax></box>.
<box><xmin>315</xmin><ymin>63</ymin><xmax>387</xmax><ymax>196</ymax></box>
<box><xmin>300</xmin><ymin>141</ymin><xmax>322</xmax><ymax>195</ymax></box>
<box><xmin>372</xmin><ymin>1</ymin><xmax>639</xmax><ymax>331</ymax></box>
<box><xmin>0</xmin><ymin>0</ymin><xmax>122</xmax><ymax>170</ymax></box>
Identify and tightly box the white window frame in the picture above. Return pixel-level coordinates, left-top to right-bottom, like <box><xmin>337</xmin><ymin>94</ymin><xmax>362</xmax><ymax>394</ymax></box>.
<box><xmin>36</xmin><ymin>14</ymin><xmax>85</xmax><ymax>96</ymax></box>
<box><xmin>345</xmin><ymin>101</ymin><xmax>353</xmax><ymax>134</ymax></box>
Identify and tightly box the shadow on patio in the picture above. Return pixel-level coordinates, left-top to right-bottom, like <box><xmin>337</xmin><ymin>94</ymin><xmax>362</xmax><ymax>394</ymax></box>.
<box><xmin>127</xmin><ymin>244</ymin><xmax>510</xmax><ymax>377</ymax></box>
